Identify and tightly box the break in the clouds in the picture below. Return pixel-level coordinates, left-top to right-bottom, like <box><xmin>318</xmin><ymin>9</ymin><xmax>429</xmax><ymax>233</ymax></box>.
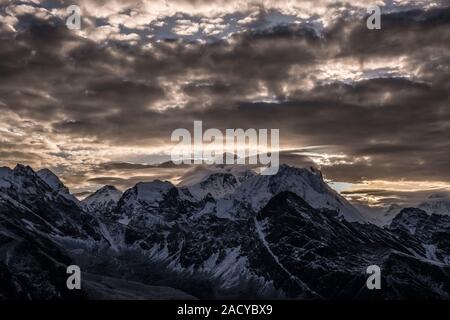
<box><xmin>0</xmin><ymin>0</ymin><xmax>449</xmax><ymax>205</ymax></box>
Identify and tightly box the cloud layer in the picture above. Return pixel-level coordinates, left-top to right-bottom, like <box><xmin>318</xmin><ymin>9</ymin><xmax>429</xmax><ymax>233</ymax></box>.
<box><xmin>0</xmin><ymin>0</ymin><xmax>449</xmax><ymax>204</ymax></box>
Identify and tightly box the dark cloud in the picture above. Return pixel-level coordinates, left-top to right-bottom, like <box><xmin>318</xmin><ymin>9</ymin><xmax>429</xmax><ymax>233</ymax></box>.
<box><xmin>0</xmin><ymin>1</ymin><xmax>449</xmax><ymax>199</ymax></box>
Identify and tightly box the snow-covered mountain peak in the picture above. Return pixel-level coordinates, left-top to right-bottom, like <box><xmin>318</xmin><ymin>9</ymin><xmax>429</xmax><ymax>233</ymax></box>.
<box><xmin>183</xmin><ymin>167</ymin><xmax>256</xmax><ymax>200</ymax></box>
<box><xmin>418</xmin><ymin>192</ymin><xmax>450</xmax><ymax>216</ymax></box>
<box><xmin>230</xmin><ymin>164</ymin><xmax>365</xmax><ymax>222</ymax></box>
<box><xmin>36</xmin><ymin>168</ymin><xmax>80</xmax><ymax>204</ymax></box>
<box><xmin>85</xmin><ymin>185</ymin><xmax>122</xmax><ymax>202</ymax></box>
<box><xmin>37</xmin><ymin>168</ymin><xmax>65</xmax><ymax>191</ymax></box>
<box><xmin>113</xmin><ymin>180</ymin><xmax>179</xmax><ymax>226</ymax></box>
<box><xmin>99</xmin><ymin>185</ymin><xmax>121</xmax><ymax>193</ymax></box>
<box><xmin>0</xmin><ymin>164</ymin><xmax>80</xmax><ymax>207</ymax></box>
<box><xmin>0</xmin><ymin>164</ymin><xmax>50</xmax><ymax>195</ymax></box>
<box><xmin>82</xmin><ymin>185</ymin><xmax>123</xmax><ymax>214</ymax></box>
<box><xmin>179</xmin><ymin>164</ymin><xmax>255</xmax><ymax>186</ymax></box>
<box><xmin>269</xmin><ymin>164</ymin><xmax>326</xmax><ymax>191</ymax></box>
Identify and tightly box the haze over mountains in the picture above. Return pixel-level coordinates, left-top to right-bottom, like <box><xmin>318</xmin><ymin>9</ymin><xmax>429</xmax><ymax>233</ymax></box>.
<box><xmin>1</xmin><ymin>163</ymin><xmax>449</xmax><ymax>300</ymax></box>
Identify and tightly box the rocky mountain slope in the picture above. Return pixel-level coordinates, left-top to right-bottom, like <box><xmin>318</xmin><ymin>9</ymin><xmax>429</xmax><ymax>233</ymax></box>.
<box><xmin>0</xmin><ymin>164</ymin><xmax>449</xmax><ymax>299</ymax></box>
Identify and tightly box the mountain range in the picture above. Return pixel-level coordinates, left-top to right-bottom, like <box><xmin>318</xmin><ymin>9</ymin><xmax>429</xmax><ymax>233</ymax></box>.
<box><xmin>0</xmin><ymin>164</ymin><xmax>449</xmax><ymax>300</ymax></box>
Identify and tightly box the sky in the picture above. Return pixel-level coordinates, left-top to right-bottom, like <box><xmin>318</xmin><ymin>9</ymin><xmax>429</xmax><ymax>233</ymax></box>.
<box><xmin>0</xmin><ymin>0</ymin><xmax>449</xmax><ymax>206</ymax></box>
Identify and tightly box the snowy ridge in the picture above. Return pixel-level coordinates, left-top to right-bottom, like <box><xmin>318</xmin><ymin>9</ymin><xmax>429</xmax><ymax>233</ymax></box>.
<box><xmin>1</xmin><ymin>165</ymin><xmax>79</xmax><ymax>206</ymax></box>
<box><xmin>227</xmin><ymin>164</ymin><xmax>365</xmax><ymax>222</ymax></box>
<box><xmin>82</xmin><ymin>185</ymin><xmax>122</xmax><ymax>214</ymax></box>
<box><xmin>37</xmin><ymin>168</ymin><xmax>80</xmax><ymax>205</ymax></box>
<box><xmin>113</xmin><ymin>180</ymin><xmax>177</xmax><ymax>227</ymax></box>
<box><xmin>179</xmin><ymin>165</ymin><xmax>255</xmax><ymax>200</ymax></box>
<box><xmin>184</xmin><ymin>170</ymin><xmax>255</xmax><ymax>200</ymax></box>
